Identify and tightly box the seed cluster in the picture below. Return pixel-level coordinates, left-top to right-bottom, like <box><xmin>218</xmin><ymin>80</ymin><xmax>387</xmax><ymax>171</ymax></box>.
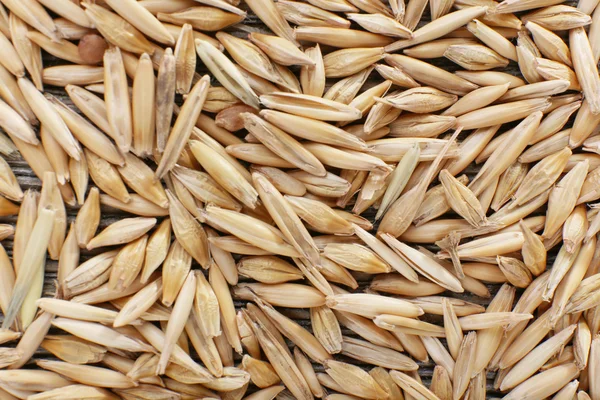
<box><xmin>0</xmin><ymin>0</ymin><xmax>597</xmax><ymax>399</ymax></box>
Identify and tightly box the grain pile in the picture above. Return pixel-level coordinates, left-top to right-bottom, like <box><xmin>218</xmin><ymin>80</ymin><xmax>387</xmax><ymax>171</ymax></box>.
<box><xmin>0</xmin><ymin>0</ymin><xmax>597</xmax><ymax>399</ymax></box>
